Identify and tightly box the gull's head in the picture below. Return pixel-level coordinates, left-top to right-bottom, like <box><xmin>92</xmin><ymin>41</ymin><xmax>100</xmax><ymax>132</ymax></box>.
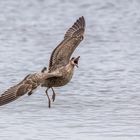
<box><xmin>70</xmin><ymin>56</ymin><xmax>80</xmax><ymax>68</ymax></box>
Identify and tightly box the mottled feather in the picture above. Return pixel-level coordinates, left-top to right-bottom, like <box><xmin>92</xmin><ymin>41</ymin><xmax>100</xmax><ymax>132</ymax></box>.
<box><xmin>0</xmin><ymin>79</ymin><xmax>30</xmax><ymax>106</ymax></box>
<box><xmin>0</xmin><ymin>71</ymin><xmax>62</xmax><ymax>106</ymax></box>
<box><xmin>48</xmin><ymin>16</ymin><xmax>85</xmax><ymax>72</ymax></box>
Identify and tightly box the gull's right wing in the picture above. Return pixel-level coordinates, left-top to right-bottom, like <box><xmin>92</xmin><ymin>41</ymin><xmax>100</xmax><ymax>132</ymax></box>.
<box><xmin>48</xmin><ymin>16</ymin><xmax>85</xmax><ymax>72</ymax></box>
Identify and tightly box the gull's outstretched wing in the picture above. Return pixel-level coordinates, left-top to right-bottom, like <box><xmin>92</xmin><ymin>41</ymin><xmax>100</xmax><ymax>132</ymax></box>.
<box><xmin>48</xmin><ymin>16</ymin><xmax>85</xmax><ymax>72</ymax></box>
<box><xmin>0</xmin><ymin>75</ymin><xmax>32</xmax><ymax>106</ymax></box>
<box><xmin>0</xmin><ymin>71</ymin><xmax>63</xmax><ymax>106</ymax></box>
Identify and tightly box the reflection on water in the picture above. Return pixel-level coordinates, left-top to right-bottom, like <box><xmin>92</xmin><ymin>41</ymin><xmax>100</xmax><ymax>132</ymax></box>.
<box><xmin>0</xmin><ymin>0</ymin><xmax>140</xmax><ymax>139</ymax></box>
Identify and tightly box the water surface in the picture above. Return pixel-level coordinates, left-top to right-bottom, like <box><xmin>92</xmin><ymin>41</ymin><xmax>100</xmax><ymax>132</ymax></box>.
<box><xmin>0</xmin><ymin>0</ymin><xmax>140</xmax><ymax>139</ymax></box>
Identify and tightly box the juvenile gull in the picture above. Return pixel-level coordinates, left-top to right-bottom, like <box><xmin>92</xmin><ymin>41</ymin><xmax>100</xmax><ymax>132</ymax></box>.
<box><xmin>41</xmin><ymin>16</ymin><xmax>85</xmax><ymax>107</ymax></box>
<box><xmin>0</xmin><ymin>16</ymin><xmax>85</xmax><ymax>107</ymax></box>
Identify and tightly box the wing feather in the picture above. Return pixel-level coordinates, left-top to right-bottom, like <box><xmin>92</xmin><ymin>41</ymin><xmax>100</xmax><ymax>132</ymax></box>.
<box><xmin>0</xmin><ymin>71</ymin><xmax>63</xmax><ymax>106</ymax></box>
<box><xmin>64</xmin><ymin>16</ymin><xmax>85</xmax><ymax>39</ymax></box>
<box><xmin>48</xmin><ymin>16</ymin><xmax>85</xmax><ymax>72</ymax></box>
<box><xmin>0</xmin><ymin>77</ymin><xmax>31</xmax><ymax>106</ymax></box>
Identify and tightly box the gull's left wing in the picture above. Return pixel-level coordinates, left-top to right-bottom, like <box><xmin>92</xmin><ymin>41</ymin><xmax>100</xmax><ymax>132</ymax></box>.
<box><xmin>0</xmin><ymin>71</ymin><xmax>62</xmax><ymax>106</ymax></box>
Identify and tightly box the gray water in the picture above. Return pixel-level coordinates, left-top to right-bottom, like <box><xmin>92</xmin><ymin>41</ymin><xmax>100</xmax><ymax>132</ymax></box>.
<box><xmin>0</xmin><ymin>0</ymin><xmax>140</xmax><ymax>139</ymax></box>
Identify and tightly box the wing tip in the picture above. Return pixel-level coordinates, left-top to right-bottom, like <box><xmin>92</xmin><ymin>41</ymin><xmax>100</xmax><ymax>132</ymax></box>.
<box><xmin>64</xmin><ymin>16</ymin><xmax>86</xmax><ymax>39</ymax></box>
<box><xmin>78</xmin><ymin>16</ymin><xmax>85</xmax><ymax>28</ymax></box>
<box><xmin>72</xmin><ymin>16</ymin><xmax>85</xmax><ymax>31</ymax></box>
<box><xmin>0</xmin><ymin>76</ymin><xmax>31</xmax><ymax>106</ymax></box>
<box><xmin>0</xmin><ymin>92</ymin><xmax>17</xmax><ymax>106</ymax></box>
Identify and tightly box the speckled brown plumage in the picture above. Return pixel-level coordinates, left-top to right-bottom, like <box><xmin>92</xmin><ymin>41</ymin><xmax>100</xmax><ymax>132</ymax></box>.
<box><xmin>0</xmin><ymin>71</ymin><xmax>61</xmax><ymax>106</ymax></box>
<box><xmin>0</xmin><ymin>16</ymin><xmax>85</xmax><ymax>108</ymax></box>
<box><xmin>49</xmin><ymin>16</ymin><xmax>85</xmax><ymax>72</ymax></box>
<box><xmin>42</xmin><ymin>16</ymin><xmax>85</xmax><ymax>107</ymax></box>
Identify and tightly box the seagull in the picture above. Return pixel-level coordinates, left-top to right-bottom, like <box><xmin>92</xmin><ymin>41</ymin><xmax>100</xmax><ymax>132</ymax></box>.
<box><xmin>0</xmin><ymin>16</ymin><xmax>85</xmax><ymax>107</ymax></box>
<box><xmin>40</xmin><ymin>16</ymin><xmax>85</xmax><ymax>107</ymax></box>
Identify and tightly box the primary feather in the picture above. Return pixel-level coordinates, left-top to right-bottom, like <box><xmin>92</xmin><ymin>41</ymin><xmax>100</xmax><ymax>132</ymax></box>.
<box><xmin>48</xmin><ymin>16</ymin><xmax>85</xmax><ymax>72</ymax></box>
<box><xmin>0</xmin><ymin>71</ymin><xmax>62</xmax><ymax>106</ymax></box>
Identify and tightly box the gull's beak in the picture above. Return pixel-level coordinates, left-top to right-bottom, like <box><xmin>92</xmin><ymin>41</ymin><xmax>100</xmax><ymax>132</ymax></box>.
<box><xmin>75</xmin><ymin>64</ymin><xmax>78</xmax><ymax>68</ymax></box>
<box><xmin>74</xmin><ymin>56</ymin><xmax>80</xmax><ymax>68</ymax></box>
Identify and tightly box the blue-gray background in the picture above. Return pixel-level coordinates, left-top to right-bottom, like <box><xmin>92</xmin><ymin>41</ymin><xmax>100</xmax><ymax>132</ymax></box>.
<box><xmin>0</xmin><ymin>0</ymin><xmax>140</xmax><ymax>140</ymax></box>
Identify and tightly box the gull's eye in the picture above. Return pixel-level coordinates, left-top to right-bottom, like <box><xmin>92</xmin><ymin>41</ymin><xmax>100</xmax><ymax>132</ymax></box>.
<box><xmin>71</xmin><ymin>57</ymin><xmax>75</xmax><ymax>60</ymax></box>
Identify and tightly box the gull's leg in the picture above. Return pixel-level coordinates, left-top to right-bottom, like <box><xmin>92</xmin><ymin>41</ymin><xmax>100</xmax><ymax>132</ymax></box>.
<box><xmin>45</xmin><ymin>88</ymin><xmax>51</xmax><ymax>108</ymax></box>
<box><xmin>51</xmin><ymin>87</ymin><xmax>56</xmax><ymax>102</ymax></box>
